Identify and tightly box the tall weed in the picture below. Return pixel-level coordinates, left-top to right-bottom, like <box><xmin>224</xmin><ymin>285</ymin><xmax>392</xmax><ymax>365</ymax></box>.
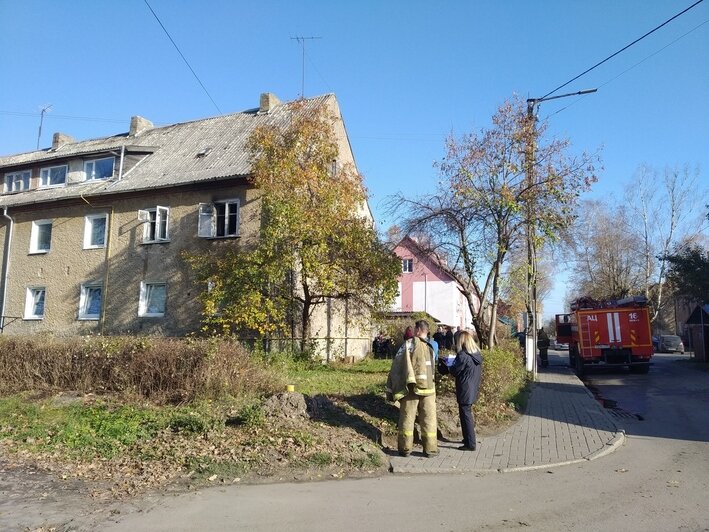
<box><xmin>0</xmin><ymin>336</ymin><xmax>284</xmax><ymax>404</ymax></box>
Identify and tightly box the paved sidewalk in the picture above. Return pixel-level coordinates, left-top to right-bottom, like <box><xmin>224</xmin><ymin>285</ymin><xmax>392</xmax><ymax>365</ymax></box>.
<box><xmin>389</xmin><ymin>360</ymin><xmax>624</xmax><ymax>474</ymax></box>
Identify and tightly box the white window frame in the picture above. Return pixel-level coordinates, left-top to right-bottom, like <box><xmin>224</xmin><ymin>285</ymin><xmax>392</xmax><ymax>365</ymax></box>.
<box><xmin>138</xmin><ymin>206</ymin><xmax>170</xmax><ymax>243</ymax></box>
<box><xmin>197</xmin><ymin>199</ymin><xmax>240</xmax><ymax>238</ymax></box>
<box><xmin>139</xmin><ymin>281</ymin><xmax>167</xmax><ymax>317</ymax></box>
<box><xmin>4</xmin><ymin>170</ymin><xmax>31</xmax><ymax>193</ymax></box>
<box><xmin>24</xmin><ymin>287</ymin><xmax>46</xmax><ymax>320</ymax></box>
<box><xmin>402</xmin><ymin>258</ymin><xmax>414</xmax><ymax>273</ymax></box>
<box><xmin>29</xmin><ymin>219</ymin><xmax>53</xmax><ymax>254</ymax></box>
<box><xmin>39</xmin><ymin>164</ymin><xmax>68</xmax><ymax>188</ymax></box>
<box><xmin>83</xmin><ymin>213</ymin><xmax>108</xmax><ymax>249</ymax></box>
<box><xmin>79</xmin><ymin>284</ymin><xmax>103</xmax><ymax>320</ymax></box>
<box><xmin>84</xmin><ymin>156</ymin><xmax>115</xmax><ymax>181</ymax></box>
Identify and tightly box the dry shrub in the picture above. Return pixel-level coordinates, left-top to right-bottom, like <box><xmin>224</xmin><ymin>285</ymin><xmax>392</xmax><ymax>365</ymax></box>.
<box><xmin>0</xmin><ymin>335</ymin><xmax>283</xmax><ymax>403</ymax></box>
<box><xmin>475</xmin><ymin>339</ymin><xmax>528</xmax><ymax>421</ymax></box>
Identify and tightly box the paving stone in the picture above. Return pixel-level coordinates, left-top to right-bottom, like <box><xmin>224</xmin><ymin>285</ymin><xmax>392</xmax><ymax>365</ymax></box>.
<box><xmin>389</xmin><ymin>362</ymin><xmax>624</xmax><ymax>474</ymax></box>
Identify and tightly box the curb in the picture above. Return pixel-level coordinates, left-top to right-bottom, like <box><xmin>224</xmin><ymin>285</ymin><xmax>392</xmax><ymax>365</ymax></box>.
<box><xmin>499</xmin><ymin>429</ymin><xmax>625</xmax><ymax>473</ymax></box>
<box><xmin>585</xmin><ymin>429</ymin><xmax>626</xmax><ymax>461</ymax></box>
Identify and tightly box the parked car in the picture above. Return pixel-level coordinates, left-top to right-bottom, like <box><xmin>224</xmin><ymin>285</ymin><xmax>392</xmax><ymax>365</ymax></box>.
<box><xmin>552</xmin><ymin>338</ymin><xmax>568</xmax><ymax>350</ymax></box>
<box><xmin>657</xmin><ymin>335</ymin><xmax>685</xmax><ymax>354</ymax></box>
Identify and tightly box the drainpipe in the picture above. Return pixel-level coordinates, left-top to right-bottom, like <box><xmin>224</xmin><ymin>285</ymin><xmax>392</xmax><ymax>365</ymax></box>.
<box><xmin>1</xmin><ymin>207</ymin><xmax>15</xmax><ymax>332</ymax></box>
<box><xmin>99</xmin><ymin>206</ymin><xmax>114</xmax><ymax>334</ymax></box>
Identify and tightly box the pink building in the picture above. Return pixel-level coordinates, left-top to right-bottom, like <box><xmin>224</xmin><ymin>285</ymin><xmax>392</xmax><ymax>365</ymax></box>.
<box><xmin>392</xmin><ymin>237</ymin><xmax>477</xmax><ymax>329</ymax></box>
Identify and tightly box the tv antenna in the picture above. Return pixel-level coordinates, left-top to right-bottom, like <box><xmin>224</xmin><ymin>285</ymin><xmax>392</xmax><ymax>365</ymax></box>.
<box><xmin>37</xmin><ymin>104</ymin><xmax>52</xmax><ymax>149</ymax></box>
<box><xmin>291</xmin><ymin>36</ymin><xmax>321</xmax><ymax>98</ymax></box>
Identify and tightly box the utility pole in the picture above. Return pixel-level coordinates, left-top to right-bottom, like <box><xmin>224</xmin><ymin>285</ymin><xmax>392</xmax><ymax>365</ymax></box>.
<box><xmin>290</xmin><ymin>36</ymin><xmax>321</xmax><ymax>99</ymax></box>
<box><xmin>36</xmin><ymin>104</ymin><xmax>52</xmax><ymax>150</ymax></box>
<box><xmin>524</xmin><ymin>88</ymin><xmax>597</xmax><ymax>378</ymax></box>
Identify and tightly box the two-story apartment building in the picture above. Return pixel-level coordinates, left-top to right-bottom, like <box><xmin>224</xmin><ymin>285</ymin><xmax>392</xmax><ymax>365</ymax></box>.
<box><xmin>392</xmin><ymin>236</ymin><xmax>478</xmax><ymax>329</ymax></box>
<box><xmin>0</xmin><ymin>93</ymin><xmax>370</xmax><ymax>358</ymax></box>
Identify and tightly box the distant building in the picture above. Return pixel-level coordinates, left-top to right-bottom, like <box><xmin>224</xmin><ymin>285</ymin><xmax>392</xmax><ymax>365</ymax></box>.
<box><xmin>392</xmin><ymin>236</ymin><xmax>477</xmax><ymax>329</ymax></box>
<box><xmin>0</xmin><ymin>93</ymin><xmax>370</xmax><ymax>359</ymax></box>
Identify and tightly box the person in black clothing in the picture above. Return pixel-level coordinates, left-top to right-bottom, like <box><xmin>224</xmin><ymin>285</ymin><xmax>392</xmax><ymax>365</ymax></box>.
<box><xmin>438</xmin><ymin>330</ymin><xmax>483</xmax><ymax>451</ymax></box>
<box><xmin>444</xmin><ymin>327</ymin><xmax>454</xmax><ymax>350</ymax></box>
<box><xmin>433</xmin><ymin>326</ymin><xmax>445</xmax><ymax>350</ymax></box>
<box><xmin>372</xmin><ymin>332</ymin><xmax>387</xmax><ymax>359</ymax></box>
<box><xmin>537</xmin><ymin>327</ymin><xmax>550</xmax><ymax>368</ymax></box>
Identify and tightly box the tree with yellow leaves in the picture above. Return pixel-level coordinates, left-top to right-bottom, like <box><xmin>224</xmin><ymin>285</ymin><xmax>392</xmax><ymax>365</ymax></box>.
<box><xmin>188</xmin><ymin>103</ymin><xmax>400</xmax><ymax>351</ymax></box>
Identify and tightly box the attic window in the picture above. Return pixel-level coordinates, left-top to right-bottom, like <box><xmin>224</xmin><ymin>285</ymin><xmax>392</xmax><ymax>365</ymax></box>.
<box><xmin>196</xmin><ymin>147</ymin><xmax>212</xmax><ymax>158</ymax></box>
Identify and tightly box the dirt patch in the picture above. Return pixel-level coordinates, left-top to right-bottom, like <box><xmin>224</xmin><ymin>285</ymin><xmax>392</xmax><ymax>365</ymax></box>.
<box><xmin>0</xmin><ymin>390</ymin><xmax>519</xmax><ymax>530</ymax></box>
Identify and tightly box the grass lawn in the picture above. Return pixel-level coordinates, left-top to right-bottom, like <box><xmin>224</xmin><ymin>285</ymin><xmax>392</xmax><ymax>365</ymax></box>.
<box><xmin>279</xmin><ymin>358</ymin><xmax>391</xmax><ymax>396</ymax></box>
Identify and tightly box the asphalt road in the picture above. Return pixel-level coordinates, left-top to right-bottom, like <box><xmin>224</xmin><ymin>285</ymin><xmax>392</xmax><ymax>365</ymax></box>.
<box><xmin>100</xmin><ymin>350</ymin><xmax>709</xmax><ymax>532</ymax></box>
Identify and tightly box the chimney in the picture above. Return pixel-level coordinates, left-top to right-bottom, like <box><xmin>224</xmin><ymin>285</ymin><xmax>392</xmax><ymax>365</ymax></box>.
<box><xmin>259</xmin><ymin>93</ymin><xmax>281</xmax><ymax>114</ymax></box>
<box><xmin>51</xmin><ymin>132</ymin><xmax>75</xmax><ymax>150</ymax></box>
<box><xmin>129</xmin><ymin>115</ymin><xmax>153</xmax><ymax>136</ymax></box>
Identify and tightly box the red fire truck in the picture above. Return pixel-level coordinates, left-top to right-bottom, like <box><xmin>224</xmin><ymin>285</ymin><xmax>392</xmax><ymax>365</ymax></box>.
<box><xmin>556</xmin><ymin>296</ymin><xmax>653</xmax><ymax>376</ymax></box>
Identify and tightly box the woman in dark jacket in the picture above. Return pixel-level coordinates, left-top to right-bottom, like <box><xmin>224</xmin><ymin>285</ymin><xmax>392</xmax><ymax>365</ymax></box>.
<box><xmin>438</xmin><ymin>330</ymin><xmax>483</xmax><ymax>451</ymax></box>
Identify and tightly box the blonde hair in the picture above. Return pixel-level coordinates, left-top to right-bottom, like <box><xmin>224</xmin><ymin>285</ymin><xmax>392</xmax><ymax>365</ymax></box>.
<box><xmin>456</xmin><ymin>330</ymin><xmax>479</xmax><ymax>354</ymax></box>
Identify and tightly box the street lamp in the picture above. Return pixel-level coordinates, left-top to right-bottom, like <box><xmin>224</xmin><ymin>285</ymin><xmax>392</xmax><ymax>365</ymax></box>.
<box><xmin>524</xmin><ymin>88</ymin><xmax>597</xmax><ymax>377</ymax></box>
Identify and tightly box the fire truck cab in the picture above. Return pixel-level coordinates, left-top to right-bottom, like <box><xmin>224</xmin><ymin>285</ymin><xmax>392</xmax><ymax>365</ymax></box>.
<box><xmin>556</xmin><ymin>296</ymin><xmax>653</xmax><ymax>376</ymax></box>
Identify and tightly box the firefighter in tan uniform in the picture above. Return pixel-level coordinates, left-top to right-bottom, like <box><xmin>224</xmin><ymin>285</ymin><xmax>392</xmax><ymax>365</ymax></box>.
<box><xmin>386</xmin><ymin>320</ymin><xmax>438</xmax><ymax>457</ymax></box>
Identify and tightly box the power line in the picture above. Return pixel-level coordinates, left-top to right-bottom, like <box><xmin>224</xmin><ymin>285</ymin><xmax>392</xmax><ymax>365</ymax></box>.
<box><xmin>545</xmin><ymin>17</ymin><xmax>709</xmax><ymax>120</ymax></box>
<box><xmin>143</xmin><ymin>0</ymin><xmax>222</xmax><ymax>114</ymax></box>
<box><xmin>541</xmin><ymin>0</ymin><xmax>705</xmax><ymax>100</ymax></box>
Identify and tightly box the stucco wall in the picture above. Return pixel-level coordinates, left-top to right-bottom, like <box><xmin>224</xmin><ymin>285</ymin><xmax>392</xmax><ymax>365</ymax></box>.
<box><xmin>0</xmin><ymin>181</ymin><xmax>261</xmax><ymax>336</ymax></box>
<box><xmin>393</xmin><ymin>238</ymin><xmax>477</xmax><ymax>328</ymax></box>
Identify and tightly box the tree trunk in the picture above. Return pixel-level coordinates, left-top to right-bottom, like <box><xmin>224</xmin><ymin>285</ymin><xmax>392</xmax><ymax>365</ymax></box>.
<box><xmin>300</xmin><ymin>299</ymin><xmax>311</xmax><ymax>353</ymax></box>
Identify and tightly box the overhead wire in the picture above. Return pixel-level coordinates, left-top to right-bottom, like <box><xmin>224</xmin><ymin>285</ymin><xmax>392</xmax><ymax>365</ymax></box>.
<box><xmin>545</xmin><ymin>16</ymin><xmax>709</xmax><ymax>120</ymax></box>
<box><xmin>541</xmin><ymin>0</ymin><xmax>705</xmax><ymax>100</ymax></box>
<box><xmin>143</xmin><ymin>0</ymin><xmax>222</xmax><ymax>114</ymax></box>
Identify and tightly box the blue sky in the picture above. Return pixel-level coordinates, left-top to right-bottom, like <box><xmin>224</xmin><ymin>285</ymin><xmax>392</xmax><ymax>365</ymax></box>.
<box><xmin>2</xmin><ymin>0</ymin><xmax>708</xmax><ymax>318</ymax></box>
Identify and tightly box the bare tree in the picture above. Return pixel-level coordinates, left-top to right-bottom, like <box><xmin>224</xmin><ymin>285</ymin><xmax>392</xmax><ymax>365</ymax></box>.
<box><xmin>391</xmin><ymin>97</ymin><xmax>598</xmax><ymax>347</ymax></box>
<box><xmin>624</xmin><ymin>164</ymin><xmax>705</xmax><ymax>322</ymax></box>
<box><xmin>569</xmin><ymin>200</ymin><xmax>645</xmax><ymax>300</ymax></box>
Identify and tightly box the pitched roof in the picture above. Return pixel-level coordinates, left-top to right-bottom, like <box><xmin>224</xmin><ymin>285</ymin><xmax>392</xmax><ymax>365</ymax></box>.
<box><xmin>395</xmin><ymin>236</ymin><xmax>456</xmax><ymax>282</ymax></box>
<box><xmin>0</xmin><ymin>94</ymin><xmax>336</xmax><ymax>208</ymax></box>
<box><xmin>686</xmin><ymin>304</ymin><xmax>709</xmax><ymax>325</ymax></box>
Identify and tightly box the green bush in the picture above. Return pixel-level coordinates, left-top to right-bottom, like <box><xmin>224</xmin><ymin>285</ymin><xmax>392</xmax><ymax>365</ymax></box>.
<box><xmin>477</xmin><ymin>340</ymin><xmax>528</xmax><ymax>411</ymax></box>
<box><xmin>437</xmin><ymin>338</ymin><xmax>528</xmax><ymax>424</ymax></box>
<box><xmin>169</xmin><ymin>409</ymin><xmax>221</xmax><ymax>434</ymax></box>
<box><xmin>232</xmin><ymin>403</ymin><xmax>265</xmax><ymax>429</ymax></box>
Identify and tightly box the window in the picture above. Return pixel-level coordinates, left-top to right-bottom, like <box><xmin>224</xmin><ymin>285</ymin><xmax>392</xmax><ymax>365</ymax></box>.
<box><xmin>402</xmin><ymin>258</ymin><xmax>414</xmax><ymax>273</ymax></box>
<box><xmin>4</xmin><ymin>171</ymin><xmax>30</xmax><ymax>193</ymax></box>
<box><xmin>139</xmin><ymin>282</ymin><xmax>166</xmax><ymax>317</ymax></box>
<box><xmin>79</xmin><ymin>284</ymin><xmax>102</xmax><ymax>320</ymax></box>
<box><xmin>24</xmin><ymin>287</ymin><xmax>46</xmax><ymax>319</ymax></box>
<box><xmin>30</xmin><ymin>220</ymin><xmax>53</xmax><ymax>253</ymax></box>
<box><xmin>138</xmin><ymin>206</ymin><xmax>169</xmax><ymax>243</ymax></box>
<box><xmin>83</xmin><ymin>214</ymin><xmax>108</xmax><ymax>249</ymax></box>
<box><xmin>198</xmin><ymin>200</ymin><xmax>240</xmax><ymax>238</ymax></box>
<box><xmin>84</xmin><ymin>157</ymin><xmax>115</xmax><ymax>181</ymax></box>
<box><xmin>39</xmin><ymin>165</ymin><xmax>67</xmax><ymax>187</ymax></box>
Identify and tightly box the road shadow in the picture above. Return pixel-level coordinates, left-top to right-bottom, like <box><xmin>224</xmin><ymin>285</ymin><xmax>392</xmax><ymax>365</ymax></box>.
<box><xmin>535</xmin><ymin>351</ymin><xmax>709</xmax><ymax>443</ymax></box>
